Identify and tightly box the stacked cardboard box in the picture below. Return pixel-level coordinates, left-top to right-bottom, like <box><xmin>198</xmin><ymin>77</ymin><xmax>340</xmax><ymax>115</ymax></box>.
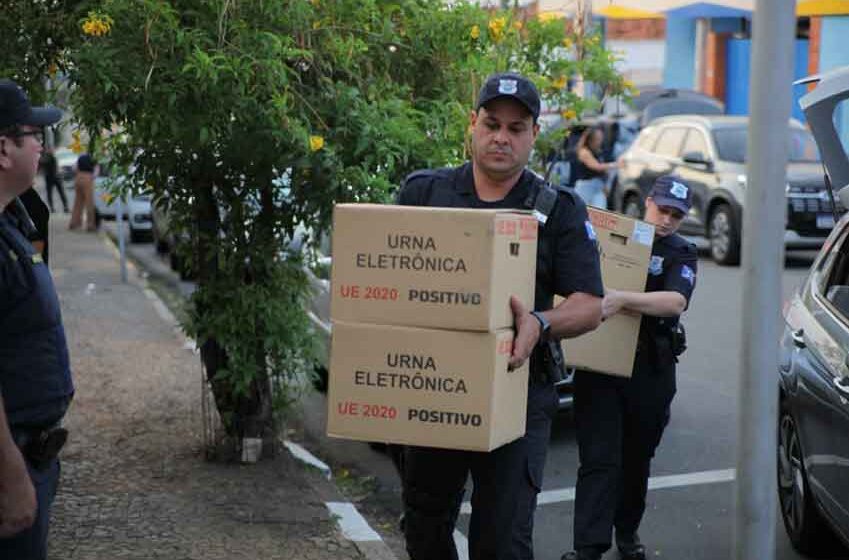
<box><xmin>326</xmin><ymin>204</ymin><xmax>538</xmax><ymax>451</ymax></box>
<box><xmin>560</xmin><ymin>207</ymin><xmax>655</xmax><ymax>377</ymax></box>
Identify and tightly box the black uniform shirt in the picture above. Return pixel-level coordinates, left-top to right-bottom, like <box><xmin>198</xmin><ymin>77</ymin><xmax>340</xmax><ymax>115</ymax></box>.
<box><xmin>397</xmin><ymin>162</ymin><xmax>604</xmax><ymax>313</ymax></box>
<box><xmin>641</xmin><ymin>231</ymin><xmax>698</xmax><ymax>337</ymax></box>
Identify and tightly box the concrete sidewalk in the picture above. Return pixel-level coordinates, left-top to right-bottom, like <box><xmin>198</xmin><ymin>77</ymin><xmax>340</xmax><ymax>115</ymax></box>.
<box><xmin>44</xmin><ymin>213</ymin><xmax>376</xmax><ymax>559</ymax></box>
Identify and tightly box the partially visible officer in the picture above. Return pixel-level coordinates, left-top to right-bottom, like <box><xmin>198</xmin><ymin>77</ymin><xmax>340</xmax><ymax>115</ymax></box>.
<box><xmin>562</xmin><ymin>175</ymin><xmax>698</xmax><ymax>560</ymax></box>
<box><xmin>0</xmin><ymin>79</ymin><xmax>74</xmax><ymax>560</ymax></box>
<box><xmin>397</xmin><ymin>72</ymin><xmax>604</xmax><ymax>560</ymax></box>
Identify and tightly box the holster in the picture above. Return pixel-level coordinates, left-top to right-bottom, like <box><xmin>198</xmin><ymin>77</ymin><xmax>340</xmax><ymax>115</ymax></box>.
<box><xmin>14</xmin><ymin>426</ymin><xmax>68</xmax><ymax>470</ymax></box>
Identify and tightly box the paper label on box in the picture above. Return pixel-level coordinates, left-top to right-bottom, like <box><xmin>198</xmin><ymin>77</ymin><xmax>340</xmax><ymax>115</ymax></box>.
<box><xmin>631</xmin><ymin>222</ymin><xmax>653</xmax><ymax>246</ymax></box>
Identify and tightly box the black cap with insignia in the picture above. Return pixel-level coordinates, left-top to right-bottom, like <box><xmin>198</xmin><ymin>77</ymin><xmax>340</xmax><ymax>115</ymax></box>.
<box><xmin>476</xmin><ymin>72</ymin><xmax>541</xmax><ymax>122</ymax></box>
<box><xmin>0</xmin><ymin>79</ymin><xmax>62</xmax><ymax>131</ymax></box>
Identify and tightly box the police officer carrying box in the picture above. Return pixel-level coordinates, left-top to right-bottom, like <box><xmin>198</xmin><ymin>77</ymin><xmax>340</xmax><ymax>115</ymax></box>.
<box><xmin>0</xmin><ymin>79</ymin><xmax>74</xmax><ymax>560</ymax></box>
<box><xmin>562</xmin><ymin>176</ymin><xmax>698</xmax><ymax>560</ymax></box>
<box><xmin>396</xmin><ymin>72</ymin><xmax>604</xmax><ymax>560</ymax></box>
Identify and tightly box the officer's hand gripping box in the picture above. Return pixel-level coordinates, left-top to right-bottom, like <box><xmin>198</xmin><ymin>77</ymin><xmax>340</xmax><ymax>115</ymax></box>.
<box><xmin>561</xmin><ymin>208</ymin><xmax>655</xmax><ymax>377</ymax></box>
<box><xmin>326</xmin><ymin>321</ymin><xmax>529</xmax><ymax>451</ymax></box>
<box><xmin>330</xmin><ymin>204</ymin><xmax>538</xmax><ymax>331</ymax></box>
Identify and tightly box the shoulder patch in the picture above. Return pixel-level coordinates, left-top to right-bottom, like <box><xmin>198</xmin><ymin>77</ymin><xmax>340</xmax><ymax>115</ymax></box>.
<box><xmin>585</xmin><ymin>220</ymin><xmax>597</xmax><ymax>241</ymax></box>
<box><xmin>681</xmin><ymin>264</ymin><xmax>696</xmax><ymax>285</ymax></box>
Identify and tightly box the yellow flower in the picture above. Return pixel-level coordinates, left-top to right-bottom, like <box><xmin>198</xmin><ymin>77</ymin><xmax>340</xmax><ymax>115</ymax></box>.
<box><xmin>553</xmin><ymin>76</ymin><xmax>567</xmax><ymax>90</ymax></box>
<box><xmin>488</xmin><ymin>17</ymin><xmax>506</xmax><ymax>42</ymax></box>
<box><xmin>513</xmin><ymin>21</ymin><xmax>523</xmax><ymax>31</ymax></box>
<box><xmin>623</xmin><ymin>79</ymin><xmax>634</xmax><ymax>90</ymax></box>
<box><xmin>81</xmin><ymin>12</ymin><xmax>113</xmax><ymax>37</ymax></box>
<box><xmin>470</xmin><ymin>25</ymin><xmax>480</xmax><ymax>40</ymax></box>
<box><xmin>309</xmin><ymin>135</ymin><xmax>325</xmax><ymax>152</ymax></box>
<box><xmin>562</xmin><ymin>37</ymin><xmax>573</xmax><ymax>48</ymax></box>
<box><xmin>69</xmin><ymin>131</ymin><xmax>84</xmax><ymax>154</ymax></box>
<box><xmin>561</xmin><ymin>109</ymin><xmax>577</xmax><ymax>121</ymax></box>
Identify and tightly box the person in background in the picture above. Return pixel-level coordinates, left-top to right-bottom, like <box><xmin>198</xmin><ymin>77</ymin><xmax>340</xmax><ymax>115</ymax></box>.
<box><xmin>17</xmin><ymin>188</ymin><xmax>50</xmax><ymax>264</ymax></box>
<box><xmin>573</xmin><ymin>126</ymin><xmax>619</xmax><ymax>210</ymax></box>
<box><xmin>40</xmin><ymin>148</ymin><xmax>68</xmax><ymax>214</ymax></box>
<box><xmin>68</xmin><ymin>153</ymin><xmax>96</xmax><ymax>231</ymax></box>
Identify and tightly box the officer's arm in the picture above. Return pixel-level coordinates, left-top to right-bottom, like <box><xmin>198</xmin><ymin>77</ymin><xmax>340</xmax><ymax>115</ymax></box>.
<box><xmin>548</xmin><ymin>292</ymin><xmax>603</xmax><ymax>338</ymax></box>
<box><xmin>602</xmin><ymin>289</ymin><xmax>686</xmax><ymax>320</ymax></box>
<box><xmin>0</xmin><ymin>398</ymin><xmax>37</xmax><ymax>537</ymax></box>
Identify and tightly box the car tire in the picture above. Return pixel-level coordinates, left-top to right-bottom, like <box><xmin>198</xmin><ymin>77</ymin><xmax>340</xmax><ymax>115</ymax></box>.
<box><xmin>623</xmin><ymin>194</ymin><xmax>643</xmax><ymax>219</ymax></box>
<box><xmin>708</xmin><ymin>203</ymin><xmax>741</xmax><ymax>266</ymax></box>
<box><xmin>129</xmin><ymin>227</ymin><xmax>144</xmax><ymax>244</ymax></box>
<box><xmin>778</xmin><ymin>400</ymin><xmax>843</xmax><ymax>557</ymax></box>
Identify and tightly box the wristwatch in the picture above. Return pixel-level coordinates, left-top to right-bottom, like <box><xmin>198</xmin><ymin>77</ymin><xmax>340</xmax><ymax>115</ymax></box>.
<box><xmin>530</xmin><ymin>311</ymin><xmax>551</xmax><ymax>344</ymax></box>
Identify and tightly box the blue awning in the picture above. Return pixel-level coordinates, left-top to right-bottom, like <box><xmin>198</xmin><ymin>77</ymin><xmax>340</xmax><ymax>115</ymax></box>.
<box><xmin>665</xmin><ymin>2</ymin><xmax>752</xmax><ymax>18</ymax></box>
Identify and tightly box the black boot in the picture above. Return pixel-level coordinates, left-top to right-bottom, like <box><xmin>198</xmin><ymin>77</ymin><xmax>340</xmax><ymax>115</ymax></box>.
<box><xmin>616</xmin><ymin>531</ymin><xmax>647</xmax><ymax>560</ymax></box>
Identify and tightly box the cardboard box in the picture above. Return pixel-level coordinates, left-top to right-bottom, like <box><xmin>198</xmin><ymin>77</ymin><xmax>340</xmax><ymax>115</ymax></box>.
<box><xmin>326</xmin><ymin>321</ymin><xmax>528</xmax><ymax>451</ymax></box>
<box><xmin>560</xmin><ymin>208</ymin><xmax>655</xmax><ymax>377</ymax></box>
<box><xmin>330</xmin><ymin>204</ymin><xmax>537</xmax><ymax>331</ymax></box>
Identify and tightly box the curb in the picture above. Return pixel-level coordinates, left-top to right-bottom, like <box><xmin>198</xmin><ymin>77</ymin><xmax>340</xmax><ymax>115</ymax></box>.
<box><xmin>101</xmin><ymin>227</ymin><xmax>398</xmax><ymax>560</ymax></box>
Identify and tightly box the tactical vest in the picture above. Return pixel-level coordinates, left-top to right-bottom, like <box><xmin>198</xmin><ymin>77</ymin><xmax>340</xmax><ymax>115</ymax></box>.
<box><xmin>0</xmin><ymin>212</ymin><xmax>74</xmax><ymax>428</ymax></box>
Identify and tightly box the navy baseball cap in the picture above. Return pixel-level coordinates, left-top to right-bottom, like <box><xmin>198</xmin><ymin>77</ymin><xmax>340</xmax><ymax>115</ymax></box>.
<box><xmin>476</xmin><ymin>72</ymin><xmax>541</xmax><ymax>121</ymax></box>
<box><xmin>0</xmin><ymin>79</ymin><xmax>62</xmax><ymax>131</ymax></box>
<box><xmin>649</xmin><ymin>175</ymin><xmax>693</xmax><ymax>214</ymax></box>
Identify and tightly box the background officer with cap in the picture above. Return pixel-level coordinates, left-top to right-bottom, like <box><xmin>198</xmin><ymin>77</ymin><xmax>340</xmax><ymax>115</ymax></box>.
<box><xmin>397</xmin><ymin>72</ymin><xmax>604</xmax><ymax>560</ymax></box>
<box><xmin>563</xmin><ymin>175</ymin><xmax>698</xmax><ymax>560</ymax></box>
<box><xmin>0</xmin><ymin>79</ymin><xmax>74</xmax><ymax>559</ymax></box>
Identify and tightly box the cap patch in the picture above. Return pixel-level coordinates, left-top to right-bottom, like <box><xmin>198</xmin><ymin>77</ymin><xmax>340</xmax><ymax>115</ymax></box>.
<box><xmin>498</xmin><ymin>79</ymin><xmax>518</xmax><ymax>95</ymax></box>
<box><xmin>670</xmin><ymin>181</ymin><xmax>688</xmax><ymax>200</ymax></box>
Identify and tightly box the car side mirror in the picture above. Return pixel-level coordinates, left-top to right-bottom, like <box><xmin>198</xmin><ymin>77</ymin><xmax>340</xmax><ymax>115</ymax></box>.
<box><xmin>682</xmin><ymin>151</ymin><xmax>713</xmax><ymax>170</ymax></box>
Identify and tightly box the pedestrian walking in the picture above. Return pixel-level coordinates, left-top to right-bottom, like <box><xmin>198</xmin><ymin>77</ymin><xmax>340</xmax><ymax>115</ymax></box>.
<box><xmin>0</xmin><ymin>78</ymin><xmax>74</xmax><ymax>560</ymax></box>
<box><xmin>397</xmin><ymin>72</ymin><xmax>604</xmax><ymax>560</ymax></box>
<box><xmin>562</xmin><ymin>175</ymin><xmax>698</xmax><ymax>560</ymax></box>
<box><xmin>41</xmin><ymin>148</ymin><xmax>68</xmax><ymax>213</ymax></box>
<box><xmin>68</xmin><ymin>153</ymin><xmax>97</xmax><ymax>231</ymax></box>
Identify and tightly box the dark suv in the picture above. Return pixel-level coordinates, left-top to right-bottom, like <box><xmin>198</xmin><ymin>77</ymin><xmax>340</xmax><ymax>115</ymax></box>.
<box><xmin>614</xmin><ymin>115</ymin><xmax>835</xmax><ymax>265</ymax></box>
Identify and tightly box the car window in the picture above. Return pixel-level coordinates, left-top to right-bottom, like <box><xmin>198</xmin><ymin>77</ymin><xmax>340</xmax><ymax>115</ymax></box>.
<box><xmin>653</xmin><ymin>127</ymin><xmax>687</xmax><ymax>158</ymax></box>
<box><xmin>635</xmin><ymin>127</ymin><xmax>660</xmax><ymax>151</ymax></box>
<box><xmin>817</xmin><ymin>226</ymin><xmax>849</xmax><ymax>320</ymax></box>
<box><xmin>681</xmin><ymin>129</ymin><xmax>710</xmax><ymax>158</ymax></box>
<box><xmin>713</xmin><ymin>126</ymin><xmax>821</xmax><ymax>163</ymax></box>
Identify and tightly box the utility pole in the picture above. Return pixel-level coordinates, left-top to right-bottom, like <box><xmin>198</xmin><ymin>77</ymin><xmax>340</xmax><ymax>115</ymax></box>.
<box><xmin>735</xmin><ymin>1</ymin><xmax>797</xmax><ymax>559</ymax></box>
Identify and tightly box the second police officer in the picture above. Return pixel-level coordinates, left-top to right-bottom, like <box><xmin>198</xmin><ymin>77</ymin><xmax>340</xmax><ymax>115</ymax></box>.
<box><xmin>562</xmin><ymin>176</ymin><xmax>698</xmax><ymax>560</ymax></box>
<box><xmin>396</xmin><ymin>72</ymin><xmax>604</xmax><ymax>560</ymax></box>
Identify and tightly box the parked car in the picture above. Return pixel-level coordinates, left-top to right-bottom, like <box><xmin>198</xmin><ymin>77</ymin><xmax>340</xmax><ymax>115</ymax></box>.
<box><xmin>547</xmin><ymin>89</ymin><xmax>724</xmax><ymax>195</ymax></box>
<box><xmin>94</xmin><ymin>175</ymin><xmax>153</xmax><ymax>243</ymax></box>
<box><xmin>780</xmin><ymin>215</ymin><xmax>849</xmax><ymax>556</ymax></box>
<box><xmin>613</xmin><ymin>114</ymin><xmax>834</xmax><ymax>265</ymax></box>
<box><xmin>776</xmin><ymin>64</ymin><xmax>849</xmax><ymax>559</ymax></box>
<box><xmin>54</xmin><ymin>147</ymin><xmax>78</xmax><ymax>182</ymax></box>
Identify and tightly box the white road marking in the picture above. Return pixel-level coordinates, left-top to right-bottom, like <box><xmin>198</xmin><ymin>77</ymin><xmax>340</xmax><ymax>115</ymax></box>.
<box><xmin>283</xmin><ymin>440</ymin><xmax>332</xmax><ymax>480</ymax></box>
<box><xmin>326</xmin><ymin>502</ymin><xmax>382</xmax><ymax>542</ymax></box>
<box><xmin>459</xmin><ymin>468</ymin><xmax>736</xmax><ymax>515</ymax></box>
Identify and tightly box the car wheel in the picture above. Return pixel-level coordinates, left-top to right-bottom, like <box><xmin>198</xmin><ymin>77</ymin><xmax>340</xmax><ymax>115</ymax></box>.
<box><xmin>623</xmin><ymin>194</ymin><xmax>643</xmax><ymax>219</ymax></box>
<box><xmin>778</xmin><ymin>401</ymin><xmax>842</xmax><ymax>556</ymax></box>
<box><xmin>129</xmin><ymin>227</ymin><xmax>144</xmax><ymax>244</ymax></box>
<box><xmin>709</xmin><ymin>204</ymin><xmax>741</xmax><ymax>266</ymax></box>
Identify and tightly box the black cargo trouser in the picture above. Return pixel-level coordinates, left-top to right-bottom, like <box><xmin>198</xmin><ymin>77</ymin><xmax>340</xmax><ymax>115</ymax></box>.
<box><xmin>572</xmin><ymin>349</ymin><xmax>676</xmax><ymax>556</ymax></box>
<box><xmin>403</xmin><ymin>381</ymin><xmax>558</xmax><ymax>560</ymax></box>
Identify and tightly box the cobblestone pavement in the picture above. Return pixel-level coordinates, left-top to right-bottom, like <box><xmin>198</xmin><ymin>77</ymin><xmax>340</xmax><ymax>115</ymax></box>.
<box><xmin>46</xmin><ymin>214</ymin><xmax>362</xmax><ymax>560</ymax></box>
